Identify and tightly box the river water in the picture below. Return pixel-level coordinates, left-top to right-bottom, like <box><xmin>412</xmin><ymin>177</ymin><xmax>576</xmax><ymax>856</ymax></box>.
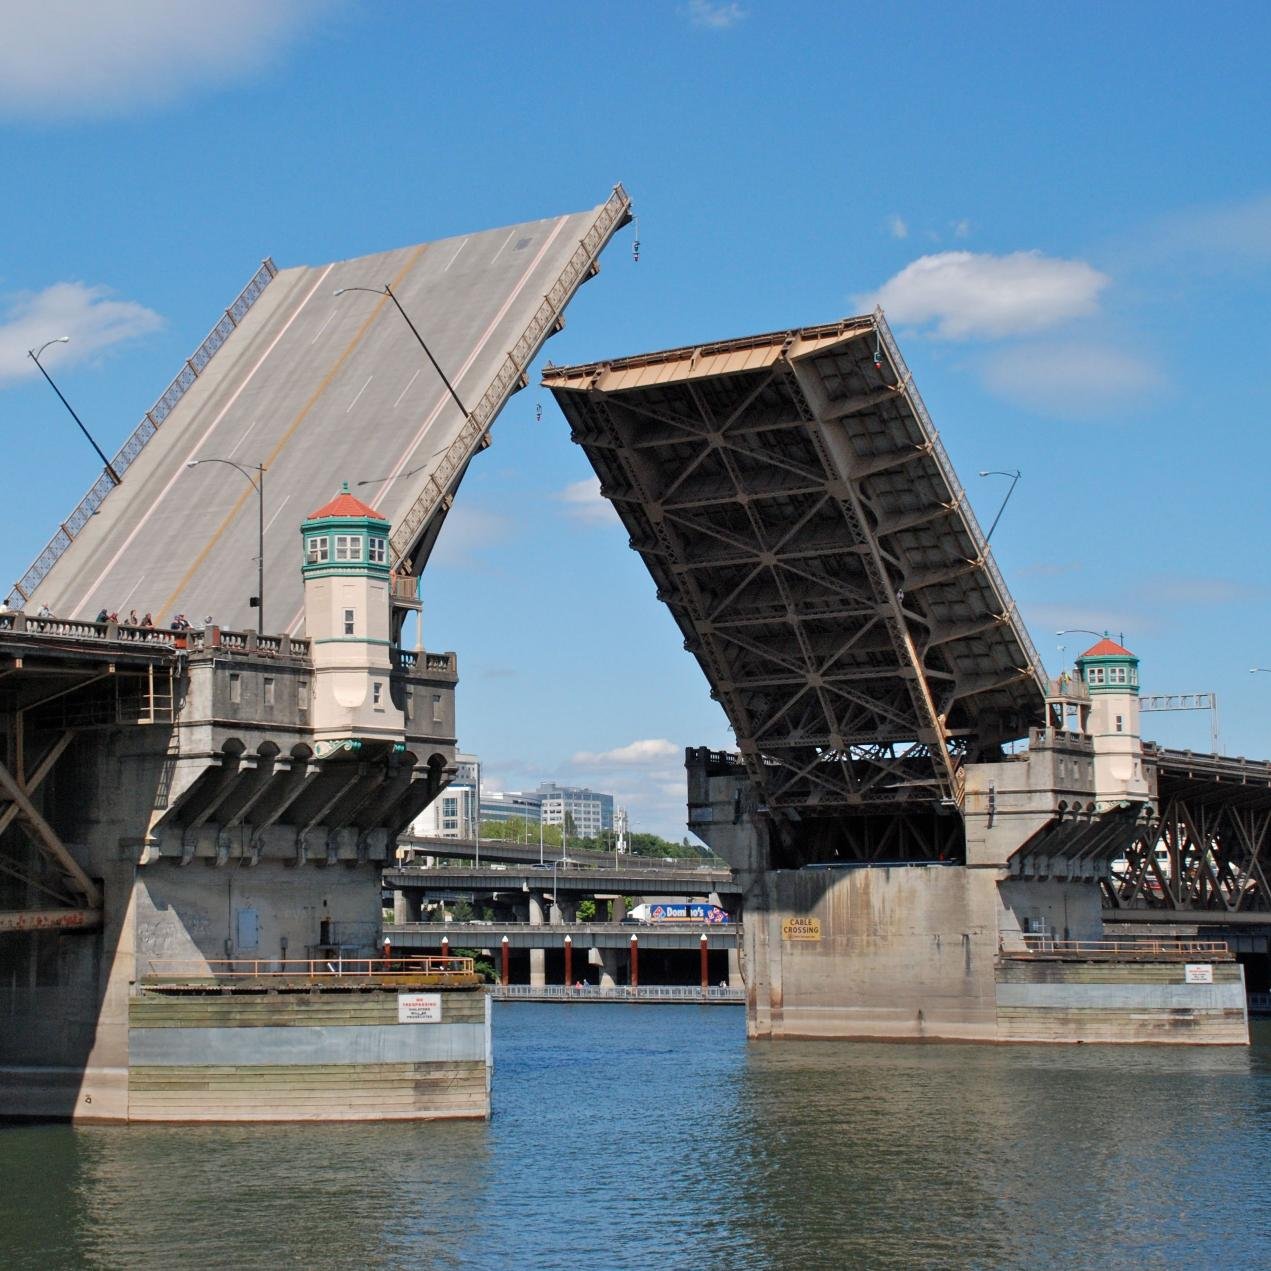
<box><xmin>2</xmin><ymin>1007</ymin><xmax>1268</xmax><ymax>1270</ymax></box>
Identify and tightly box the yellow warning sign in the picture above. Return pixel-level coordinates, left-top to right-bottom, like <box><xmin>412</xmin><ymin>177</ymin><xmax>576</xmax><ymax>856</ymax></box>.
<box><xmin>781</xmin><ymin>916</ymin><xmax>822</xmax><ymax>941</ymax></box>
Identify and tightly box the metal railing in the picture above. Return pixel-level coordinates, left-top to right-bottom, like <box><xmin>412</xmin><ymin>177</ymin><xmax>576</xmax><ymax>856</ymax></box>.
<box><xmin>142</xmin><ymin>955</ymin><xmax>474</xmax><ymax>981</ymax></box>
<box><xmin>1002</xmin><ymin>935</ymin><xmax>1230</xmax><ymax>958</ymax></box>
<box><xmin>492</xmin><ymin>984</ymin><xmax>744</xmax><ymax>1003</ymax></box>
<box><xmin>390</xmin><ymin>185</ymin><xmax>632</xmax><ymax>570</ymax></box>
<box><xmin>874</xmin><ymin>308</ymin><xmax>1045</xmax><ymax>695</ymax></box>
<box><xmin>1249</xmin><ymin>993</ymin><xmax>1271</xmax><ymax>1015</ymax></box>
<box><xmin>8</xmin><ymin>259</ymin><xmax>278</xmax><ymax>611</ymax></box>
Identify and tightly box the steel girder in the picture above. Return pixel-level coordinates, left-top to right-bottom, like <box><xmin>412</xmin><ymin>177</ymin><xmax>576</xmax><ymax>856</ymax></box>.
<box><xmin>545</xmin><ymin>314</ymin><xmax>1044</xmax><ymax>818</ymax></box>
<box><xmin>1108</xmin><ymin>749</ymin><xmax>1271</xmax><ymax>912</ymax></box>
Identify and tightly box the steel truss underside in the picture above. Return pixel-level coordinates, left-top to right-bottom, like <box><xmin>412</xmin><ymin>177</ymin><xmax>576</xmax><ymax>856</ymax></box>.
<box><xmin>1107</xmin><ymin>750</ymin><xmax>1271</xmax><ymax>912</ymax></box>
<box><xmin>546</xmin><ymin>315</ymin><xmax>1045</xmax><ymax>822</ymax></box>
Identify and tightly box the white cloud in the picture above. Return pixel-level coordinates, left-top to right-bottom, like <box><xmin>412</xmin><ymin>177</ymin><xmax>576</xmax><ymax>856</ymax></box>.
<box><xmin>951</xmin><ymin>218</ymin><xmax>972</xmax><ymax>239</ymax></box>
<box><xmin>685</xmin><ymin>1</ymin><xmax>745</xmax><ymax>29</ymax></box>
<box><xmin>0</xmin><ymin>282</ymin><xmax>163</xmax><ymax>384</ymax></box>
<box><xmin>572</xmin><ymin>738</ymin><xmax>680</xmax><ymax>766</ymax></box>
<box><xmin>887</xmin><ymin>214</ymin><xmax>909</xmax><ymax>240</ymax></box>
<box><xmin>557</xmin><ymin>476</ymin><xmax>617</xmax><ymax>526</ymax></box>
<box><xmin>860</xmin><ymin>250</ymin><xmax>1109</xmax><ymax>340</ymax></box>
<box><xmin>980</xmin><ymin>341</ymin><xmax>1163</xmax><ymax>419</ymax></box>
<box><xmin>0</xmin><ymin>0</ymin><xmax>334</xmax><ymax>119</ymax></box>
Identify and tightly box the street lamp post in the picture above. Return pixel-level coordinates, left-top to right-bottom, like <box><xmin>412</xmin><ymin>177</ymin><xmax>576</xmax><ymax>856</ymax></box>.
<box><xmin>28</xmin><ymin>337</ymin><xmax>121</xmax><ymax>484</ymax></box>
<box><xmin>333</xmin><ymin>283</ymin><xmax>468</xmax><ymax>416</ymax></box>
<box><xmin>185</xmin><ymin>458</ymin><xmax>266</xmax><ymax>634</ymax></box>
<box><xmin>1056</xmin><ymin>628</ymin><xmax>1126</xmax><ymax>646</ymax></box>
<box><xmin>977</xmin><ymin>469</ymin><xmax>1022</xmax><ymax>544</ymax></box>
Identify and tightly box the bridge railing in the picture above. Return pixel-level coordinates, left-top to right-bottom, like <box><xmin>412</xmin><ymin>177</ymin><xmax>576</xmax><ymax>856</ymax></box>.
<box><xmin>1</xmin><ymin>612</ymin><xmax>180</xmax><ymax>647</ymax></box>
<box><xmin>492</xmin><ymin>984</ymin><xmax>745</xmax><ymax>1003</ymax></box>
<box><xmin>141</xmin><ymin>955</ymin><xmax>474</xmax><ymax>981</ymax></box>
<box><xmin>389</xmin><ymin>184</ymin><xmax>632</xmax><ymax>570</ymax></box>
<box><xmin>874</xmin><ymin>308</ymin><xmax>1046</xmax><ymax>694</ymax></box>
<box><xmin>1002</xmin><ymin>935</ymin><xmax>1230</xmax><ymax>958</ymax></box>
<box><xmin>7</xmin><ymin>259</ymin><xmax>279</xmax><ymax>612</ymax></box>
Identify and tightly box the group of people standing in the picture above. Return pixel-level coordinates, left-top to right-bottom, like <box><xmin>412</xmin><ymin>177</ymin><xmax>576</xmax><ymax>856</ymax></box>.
<box><xmin>93</xmin><ymin>607</ymin><xmax>156</xmax><ymax>628</ymax></box>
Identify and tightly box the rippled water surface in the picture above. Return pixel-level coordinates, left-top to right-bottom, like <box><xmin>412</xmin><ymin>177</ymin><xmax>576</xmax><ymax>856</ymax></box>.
<box><xmin>2</xmin><ymin>1008</ymin><xmax>1269</xmax><ymax>1269</ymax></box>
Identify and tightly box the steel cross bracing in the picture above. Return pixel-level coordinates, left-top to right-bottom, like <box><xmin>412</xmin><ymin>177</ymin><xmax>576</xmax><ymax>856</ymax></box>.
<box><xmin>545</xmin><ymin>314</ymin><xmax>1045</xmax><ymax>816</ymax></box>
<box><xmin>1105</xmin><ymin>745</ymin><xmax>1271</xmax><ymax>912</ymax></box>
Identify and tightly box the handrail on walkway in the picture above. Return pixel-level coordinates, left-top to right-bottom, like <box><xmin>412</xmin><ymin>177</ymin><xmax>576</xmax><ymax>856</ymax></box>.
<box><xmin>1001</xmin><ymin>935</ymin><xmax>1230</xmax><ymax>958</ymax></box>
<box><xmin>142</xmin><ymin>955</ymin><xmax>474</xmax><ymax>981</ymax></box>
<box><xmin>492</xmin><ymin>984</ymin><xmax>745</xmax><ymax>1003</ymax></box>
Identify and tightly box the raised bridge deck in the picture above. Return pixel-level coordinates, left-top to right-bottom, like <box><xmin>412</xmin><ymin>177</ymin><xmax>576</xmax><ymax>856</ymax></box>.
<box><xmin>545</xmin><ymin>315</ymin><xmax>1044</xmax><ymax>817</ymax></box>
<box><xmin>17</xmin><ymin>187</ymin><xmax>631</xmax><ymax>632</ymax></box>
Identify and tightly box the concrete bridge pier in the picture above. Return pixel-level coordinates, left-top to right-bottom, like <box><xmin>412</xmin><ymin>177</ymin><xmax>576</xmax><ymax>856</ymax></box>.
<box><xmin>588</xmin><ymin>946</ymin><xmax>619</xmax><ymax>988</ymax></box>
<box><xmin>527</xmin><ymin>891</ymin><xmax>546</xmax><ymax>987</ymax></box>
<box><xmin>687</xmin><ymin>741</ymin><xmax>1248</xmax><ymax>1046</ymax></box>
<box><xmin>393</xmin><ymin>890</ymin><xmax>422</xmax><ymax>924</ymax></box>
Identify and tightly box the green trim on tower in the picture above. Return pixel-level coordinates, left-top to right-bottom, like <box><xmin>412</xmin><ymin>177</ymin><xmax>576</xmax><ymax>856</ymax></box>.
<box><xmin>1076</xmin><ymin>644</ymin><xmax>1140</xmax><ymax>697</ymax></box>
<box><xmin>300</xmin><ymin>482</ymin><xmax>392</xmax><ymax>582</ymax></box>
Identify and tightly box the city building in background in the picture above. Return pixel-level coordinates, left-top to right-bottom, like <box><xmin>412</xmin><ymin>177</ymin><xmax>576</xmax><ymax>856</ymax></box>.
<box><xmin>411</xmin><ymin>753</ymin><xmax>479</xmax><ymax>839</ymax></box>
<box><xmin>537</xmin><ymin>783</ymin><xmax>615</xmax><ymax>837</ymax></box>
<box><xmin>410</xmin><ymin>764</ymin><xmax>619</xmax><ymax>842</ymax></box>
<box><xmin>480</xmin><ymin>790</ymin><xmax>544</xmax><ymax>825</ymax></box>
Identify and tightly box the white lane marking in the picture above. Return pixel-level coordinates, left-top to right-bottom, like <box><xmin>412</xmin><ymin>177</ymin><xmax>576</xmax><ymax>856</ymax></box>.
<box><xmin>370</xmin><ymin>217</ymin><xmax>569</xmax><ymax>505</ymax></box>
<box><xmin>346</xmin><ymin>374</ymin><xmax>373</xmax><ymax>414</ymax></box>
<box><xmin>310</xmin><ymin>310</ymin><xmax>336</xmax><ymax>344</ymax></box>
<box><xmin>444</xmin><ymin>239</ymin><xmax>469</xmax><ymax>272</ymax></box>
<box><xmin>225</xmin><ymin>418</ymin><xmax>257</xmax><ymax>460</ymax></box>
<box><xmin>71</xmin><ymin>264</ymin><xmax>335</xmax><ymax>616</ymax></box>
<box><xmin>117</xmin><ymin>578</ymin><xmax>142</xmax><ymax>610</ymax></box>
<box><xmin>263</xmin><ymin>494</ymin><xmax>292</xmax><ymax>535</ymax></box>
<box><xmin>284</xmin><ymin>220</ymin><xmax>569</xmax><ymax>635</ymax></box>
<box><xmin>393</xmin><ymin>367</ymin><xmax>422</xmax><ymax>408</ymax></box>
<box><xmin>490</xmin><ymin>230</ymin><xmax>515</xmax><ymax>265</ymax></box>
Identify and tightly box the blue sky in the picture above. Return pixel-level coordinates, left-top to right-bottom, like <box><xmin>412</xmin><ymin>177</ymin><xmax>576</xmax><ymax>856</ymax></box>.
<box><xmin>3</xmin><ymin>1</ymin><xmax>1270</xmax><ymax>835</ymax></box>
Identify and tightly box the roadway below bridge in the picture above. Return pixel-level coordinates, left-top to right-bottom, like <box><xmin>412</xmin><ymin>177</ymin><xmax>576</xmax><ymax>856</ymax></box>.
<box><xmin>384</xmin><ymin>864</ymin><xmax>739</xmax><ymax>899</ymax></box>
<box><xmin>398</xmin><ymin>834</ymin><xmax>728</xmax><ymax>873</ymax></box>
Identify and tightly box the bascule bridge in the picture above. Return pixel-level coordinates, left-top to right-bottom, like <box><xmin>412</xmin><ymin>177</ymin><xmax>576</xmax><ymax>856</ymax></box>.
<box><xmin>0</xmin><ymin>183</ymin><xmax>1257</xmax><ymax>1123</ymax></box>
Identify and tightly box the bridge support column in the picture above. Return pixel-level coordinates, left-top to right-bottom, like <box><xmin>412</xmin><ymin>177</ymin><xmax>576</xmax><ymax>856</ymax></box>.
<box><xmin>528</xmin><ymin>891</ymin><xmax>545</xmax><ymax>988</ymax></box>
<box><xmin>393</xmin><ymin>890</ymin><xmax>421</xmax><ymax>924</ymax></box>
<box><xmin>588</xmin><ymin>947</ymin><xmax>618</xmax><ymax>988</ymax></box>
<box><xmin>727</xmin><ymin>947</ymin><xmax>742</xmax><ymax>989</ymax></box>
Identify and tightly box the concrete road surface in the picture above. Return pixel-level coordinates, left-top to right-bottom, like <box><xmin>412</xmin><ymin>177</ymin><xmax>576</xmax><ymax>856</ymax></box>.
<box><xmin>26</xmin><ymin>190</ymin><xmax>628</xmax><ymax>635</ymax></box>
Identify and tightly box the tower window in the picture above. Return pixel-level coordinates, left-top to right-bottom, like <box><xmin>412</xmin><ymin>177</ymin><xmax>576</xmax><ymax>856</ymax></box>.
<box><xmin>298</xmin><ymin>680</ymin><xmax>309</xmax><ymax>713</ymax></box>
<box><xmin>306</xmin><ymin>537</ymin><xmax>329</xmax><ymax>564</ymax></box>
<box><xmin>334</xmin><ymin>534</ymin><xmax>362</xmax><ymax>561</ymax></box>
<box><xmin>372</xmin><ymin>681</ymin><xmax>383</xmax><ymax>707</ymax></box>
<box><xmin>229</xmin><ymin>673</ymin><xmax>241</xmax><ymax>705</ymax></box>
<box><xmin>264</xmin><ymin>677</ymin><xmax>275</xmax><ymax>707</ymax></box>
<box><xmin>343</xmin><ymin>608</ymin><xmax>355</xmax><ymax>636</ymax></box>
<box><xmin>1116</xmin><ymin>715</ymin><xmax>1124</xmax><ymax>733</ymax></box>
<box><xmin>432</xmin><ymin>693</ymin><xmax>443</xmax><ymax>723</ymax></box>
<box><xmin>369</xmin><ymin>537</ymin><xmax>387</xmax><ymax>565</ymax></box>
